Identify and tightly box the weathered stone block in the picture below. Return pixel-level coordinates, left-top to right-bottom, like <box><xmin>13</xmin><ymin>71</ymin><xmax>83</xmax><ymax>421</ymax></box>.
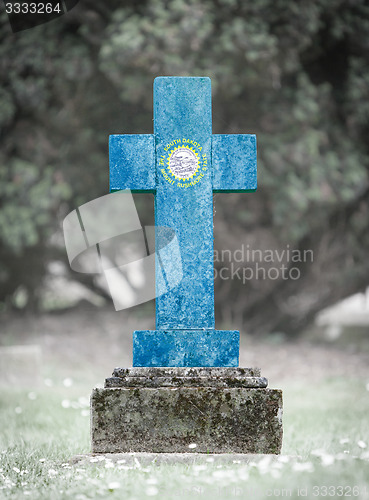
<box><xmin>91</xmin><ymin>368</ymin><xmax>283</xmax><ymax>454</ymax></box>
<box><xmin>106</xmin><ymin>366</ymin><xmax>267</xmax><ymax>388</ymax></box>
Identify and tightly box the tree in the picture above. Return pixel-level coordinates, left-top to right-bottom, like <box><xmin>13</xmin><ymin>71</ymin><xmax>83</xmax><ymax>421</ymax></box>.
<box><xmin>0</xmin><ymin>0</ymin><xmax>368</xmax><ymax>334</ymax></box>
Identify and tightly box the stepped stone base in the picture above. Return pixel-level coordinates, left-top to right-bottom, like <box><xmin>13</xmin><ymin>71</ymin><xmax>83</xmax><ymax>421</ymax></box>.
<box><xmin>91</xmin><ymin>368</ymin><xmax>283</xmax><ymax>454</ymax></box>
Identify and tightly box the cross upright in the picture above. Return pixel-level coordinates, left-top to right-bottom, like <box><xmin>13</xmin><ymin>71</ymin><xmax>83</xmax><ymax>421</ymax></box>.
<box><xmin>109</xmin><ymin>77</ymin><xmax>257</xmax><ymax>367</ymax></box>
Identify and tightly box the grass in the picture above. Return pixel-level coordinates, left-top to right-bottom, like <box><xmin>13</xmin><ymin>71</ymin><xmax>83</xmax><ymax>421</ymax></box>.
<box><xmin>0</xmin><ymin>377</ymin><xmax>369</xmax><ymax>499</ymax></box>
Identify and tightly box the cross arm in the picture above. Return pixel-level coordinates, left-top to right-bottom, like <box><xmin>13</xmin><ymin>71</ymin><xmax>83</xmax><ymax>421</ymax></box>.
<box><xmin>109</xmin><ymin>134</ymin><xmax>156</xmax><ymax>193</ymax></box>
<box><xmin>212</xmin><ymin>134</ymin><xmax>257</xmax><ymax>193</ymax></box>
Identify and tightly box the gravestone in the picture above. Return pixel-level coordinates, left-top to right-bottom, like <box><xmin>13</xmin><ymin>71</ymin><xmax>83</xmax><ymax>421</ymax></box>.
<box><xmin>91</xmin><ymin>77</ymin><xmax>283</xmax><ymax>453</ymax></box>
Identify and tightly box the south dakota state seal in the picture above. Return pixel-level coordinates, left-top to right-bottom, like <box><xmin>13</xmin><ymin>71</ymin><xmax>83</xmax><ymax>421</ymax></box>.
<box><xmin>159</xmin><ymin>138</ymin><xmax>207</xmax><ymax>188</ymax></box>
<box><xmin>168</xmin><ymin>146</ymin><xmax>199</xmax><ymax>180</ymax></box>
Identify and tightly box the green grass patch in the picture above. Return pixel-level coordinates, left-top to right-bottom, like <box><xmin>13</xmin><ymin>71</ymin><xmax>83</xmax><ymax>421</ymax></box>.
<box><xmin>0</xmin><ymin>378</ymin><xmax>368</xmax><ymax>499</ymax></box>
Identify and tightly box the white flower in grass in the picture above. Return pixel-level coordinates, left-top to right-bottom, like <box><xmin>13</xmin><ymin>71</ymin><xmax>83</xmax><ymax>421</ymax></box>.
<box><xmin>48</xmin><ymin>469</ymin><xmax>58</xmax><ymax>477</ymax></box>
<box><xmin>339</xmin><ymin>438</ymin><xmax>349</xmax><ymax>444</ymax></box>
<box><xmin>61</xmin><ymin>400</ymin><xmax>70</xmax><ymax>409</ymax></box>
<box><xmin>13</xmin><ymin>467</ymin><xmax>20</xmax><ymax>473</ymax></box>
<box><xmin>212</xmin><ymin>468</ymin><xmax>238</xmax><ymax>481</ymax></box>
<box><xmin>108</xmin><ymin>482</ymin><xmax>121</xmax><ymax>491</ymax></box>
<box><xmin>321</xmin><ymin>454</ymin><xmax>335</xmax><ymax>466</ymax></box>
<box><xmin>90</xmin><ymin>458</ymin><xmax>99</xmax><ymax>463</ymax></box>
<box><xmin>311</xmin><ymin>449</ymin><xmax>325</xmax><ymax>457</ymax></box>
<box><xmin>238</xmin><ymin>467</ymin><xmax>249</xmax><ymax>481</ymax></box>
<box><xmin>63</xmin><ymin>378</ymin><xmax>73</xmax><ymax>387</ymax></box>
<box><xmin>78</xmin><ymin>396</ymin><xmax>89</xmax><ymax>407</ymax></box>
<box><xmin>146</xmin><ymin>477</ymin><xmax>158</xmax><ymax>485</ymax></box>
<box><xmin>24</xmin><ymin>491</ymin><xmax>31</xmax><ymax>496</ymax></box>
<box><xmin>4</xmin><ymin>477</ymin><xmax>14</xmax><ymax>487</ymax></box>
<box><xmin>39</xmin><ymin>459</ymin><xmax>46</xmax><ymax>463</ymax></box>
<box><xmin>292</xmin><ymin>462</ymin><xmax>314</xmax><ymax>472</ymax></box>
<box><xmin>116</xmin><ymin>459</ymin><xmax>126</xmax><ymax>464</ymax></box>
<box><xmin>206</xmin><ymin>457</ymin><xmax>214</xmax><ymax>463</ymax></box>
<box><xmin>358</xmin><ymin>440</ymin><xmax>367</xmax><ymax>449</ymax></box>
<box><xmin>146</xmin><ymin>486</ymin><xmax>159</xmax><ymax>496</ymax></box>
<box><xmin>193</xmin><ymin>465</ymin><xmax>207</xmax><ymax>472</ymax></box>
<box><xmin>27</xmin><ymin>392</ymin><xmax>37</xmax><ymax>400</ymax></box>
<box><xmin>104</xmin><ymin>462</ymin><xmax>114</xmax><ymax>469</ymax></box>
<box><xmin>272</xmin><ymin>461</ymin><xmax>283</xmax><ymax>470</ymax></box>
<box><xmin>88</xmin><ymin>479</ymin><xmax>100</xmax><ymax>486</ymax></box>
<box><xmin>44</xmin><ymin>378</ymin><xmax>53</xmax><ymax>387</ymax></box>
<box><xmin>188</xmin><ymin>443</ymin><xmax>197</xmax><ymax>449</ymax></box>
<box><xmin>336</xmin><ymin>453</ymin><xmax>349</xmax><ymax>460</ymax></box>
<box><xmin>212</xmin><ymin>469</ymin><xmax>226</xmax><ymax>478</ymax></box>
<box><xmin>256</xmin><ymin>455</ymin><xmax>272</xmax><ymax>474</ymax></box>
<box><xmin>15</xmin><ymin>407</ymin><xmax>22</xmax><ymax>414</ymax></box>
<box><xmin>271</xmin><ymin>468</ymin><xmax>281</xmax><ymax>479</ymax></box>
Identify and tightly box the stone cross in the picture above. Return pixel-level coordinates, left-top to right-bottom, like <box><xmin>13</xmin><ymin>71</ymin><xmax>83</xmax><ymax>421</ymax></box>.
<box><xmin>109</xmin><ymin>77</ymin><xmax>257</xmax><ymax>367</ymax></box>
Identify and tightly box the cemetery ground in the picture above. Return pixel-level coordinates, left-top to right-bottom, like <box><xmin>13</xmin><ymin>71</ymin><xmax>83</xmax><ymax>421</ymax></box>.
<box><xmin>1</xmin><ymin>305</ymin><xmax>369</xmax><ymax>499</ymax></box>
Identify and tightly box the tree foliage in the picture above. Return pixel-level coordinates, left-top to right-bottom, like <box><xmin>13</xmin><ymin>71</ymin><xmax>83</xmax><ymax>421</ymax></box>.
<box><xmin>0</xmin><ymin>0</ymin><xmax>369</xmax><ymax>333</ymax></box>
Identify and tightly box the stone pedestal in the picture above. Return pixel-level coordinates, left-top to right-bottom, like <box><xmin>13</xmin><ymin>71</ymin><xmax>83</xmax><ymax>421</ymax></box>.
<box><xmin>91</xmin><ymin>368</ymin><xmax>283</xmax><ymax>454</ymax></box>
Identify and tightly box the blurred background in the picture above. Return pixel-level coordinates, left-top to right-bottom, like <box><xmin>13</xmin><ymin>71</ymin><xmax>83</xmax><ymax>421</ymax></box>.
<box><xmin>1</xmin><ymin>0</ymin><xmax>369</xmax><ymax>382</ymax></box>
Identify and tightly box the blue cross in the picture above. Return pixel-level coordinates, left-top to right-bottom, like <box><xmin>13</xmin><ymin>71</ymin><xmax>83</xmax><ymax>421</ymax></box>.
<box><xmin>109</xmin><ymin>77</ymin><xmax>257</xmax><ymax>367</ymax></box>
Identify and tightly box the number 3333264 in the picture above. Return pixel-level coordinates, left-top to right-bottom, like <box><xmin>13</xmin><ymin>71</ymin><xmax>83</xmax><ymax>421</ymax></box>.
<box><xmin>5</xmin><ymin>2</ymin><xmax>62</xmax><ymax>14</ymax></box>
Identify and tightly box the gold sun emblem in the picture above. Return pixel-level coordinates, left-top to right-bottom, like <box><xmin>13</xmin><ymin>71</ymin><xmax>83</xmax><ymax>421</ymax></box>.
<box><xmin>167</xmin><ymin>146</ymin><xmax>200</xmax><ymax>181</ymax></box>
